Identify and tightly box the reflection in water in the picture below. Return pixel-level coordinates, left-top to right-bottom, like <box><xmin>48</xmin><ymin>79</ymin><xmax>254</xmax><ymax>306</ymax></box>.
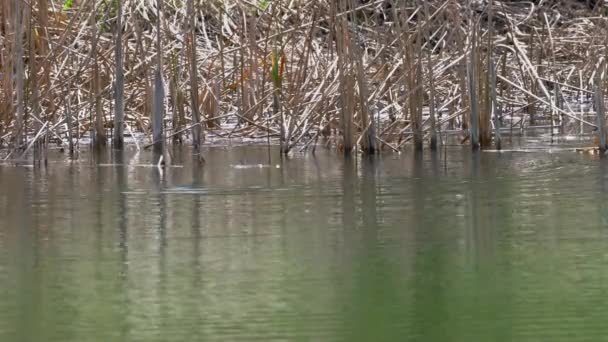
<box><xmin>411</xmin><ymin>149</ymin><xmax>448</xmax><ymax>341</ymax></box>
<box><xmin>16</xmin><ymin>167</ymin><xmax>33</xmax><ymax>342</ymax></box>
<box><xmin>114</xmin><ymin>149</ymin><xmax>130</xmax><ymax>341</ymax></box>
<box><xmin>1</xmin><ymin>146</ymin><xmax>608</xmax><ymax>340</ymax></box>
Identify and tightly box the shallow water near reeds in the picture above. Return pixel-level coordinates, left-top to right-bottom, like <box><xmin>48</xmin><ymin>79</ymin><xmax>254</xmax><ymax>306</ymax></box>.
<box><xmin>2</xmin><ymin>139</ymin><xmax>608</xmax><ymax>341</ymax></box>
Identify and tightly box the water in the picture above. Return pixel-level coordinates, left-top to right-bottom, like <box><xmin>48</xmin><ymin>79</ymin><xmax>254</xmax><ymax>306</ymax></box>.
<box><xmin>1</xmin><ymin>145</ymin><xmax>608</xmax><ymax>341</ymax></box>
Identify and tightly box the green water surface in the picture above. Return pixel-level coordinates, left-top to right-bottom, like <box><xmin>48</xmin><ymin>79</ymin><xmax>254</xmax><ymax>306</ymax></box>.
<box><xmin>1</xmin><ymin>146</ymin><xmax>607</xmax><ymax>341</ymax></box>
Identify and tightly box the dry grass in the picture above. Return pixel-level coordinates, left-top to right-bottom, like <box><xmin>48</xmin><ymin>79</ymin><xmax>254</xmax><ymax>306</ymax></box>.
<box><xmin>0</xmin><ymin>0</ymin><xmax>606</xmax><ymax>158</ymax></box>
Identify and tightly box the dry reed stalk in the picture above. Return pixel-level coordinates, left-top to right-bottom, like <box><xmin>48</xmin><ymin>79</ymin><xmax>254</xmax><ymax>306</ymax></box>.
<box><xmin>1</xmin><ymin>2</ymin><xmax>13</xmax><ymax>138</ymax></box>
<box><xmin>188</xmin><ymin>0</ymin><xmax>202</xmax><ymax>153</ymax></box>
<box><xmin>391</xmin><ymin>2</ymin><xmax>414</xmax><ymax>146</ymax></box>
<box><xmin>527</xmin><ymin>28</ymin><xmax>537</xmax><ymax>124</ymax></box>
<box><xmin>113</xmin><ymin>0</ymin><xmax>125</xmax><ymax>149</ymax></box>
<box><xmin>543</xmin><ymin>13</ymin><xmax>560</xmax><ymax>134</ymax></box>
<box><xmin>0</xmin><ymin>0</ymin><xmax>605</xmax><ymax>156</ymax></box>
<box><xmin>152</xmin><ymin>67</ymin><xmax>164</xmax><ymax>154</ymax></box>
<box><xmin>423</xmin><ymin>0</ymin><xmax>437</xmax><ymax>150</ymax></box>
<box><xmin>497</xmin><ymin>74</ymin><xmax>596</xmax><ymax>127</ymax></box>
<box><xmin>203</xmin><ymin>81</ymin><xmax>221</xmax><ymax>129</ymax></box>
<box><xmin>468</xmin><ymin>22</ymin><xmax>480</xmax><ymax>150</ymax></box>
<box><xmin>478</xmin><ymin>0</ymin><xmax>495</xmax><ymax>148</ymax></box>
<box><xmin>451</xmin><ymin>1</ymin><xmax>468</xmax><ymax>132</ymax></box>
<box><xmin>152</xmin><ymin>0</ymin><xmax>164</xmax><ymax>156</ymax></box>
<box><xmin>580</xmin><ymin>70</ymin><xmax>585</xmax><ymax>135</ymax></box>
<box><xmin>272</xmin><ymin>43</ymin><xmax>284</xmax><ymax>153</ymax></box>
<box><xmin>349</xmin><ymin>0</ymin><xmax>376</xmax><ymax>154</ymax></box>
<box><xmin>491</xmin><ymin>57</ymin><xmax>502</xmax><ymax>150</ymax></box>
<box><xmin>412</xmin><ymin>11</ymin><xmax>424</xmax><ymax>151</ymax></box>
<box><xmin>169</xmin><ymin>53</ymin><xmax>180</xmax><ymax>143</ymax></box>
<box><xmin>342</xmin><ymin>74</ymin><xmax>355</xmax><ymax>154</ymax></box>
<box><xmin>27</xmin><ymin>4</ymin><xmax>43</xmax><ymax>159</ymax></box>
<box><xmin>64</xmin><ymin>81</ymin><xmax>75</xmax><ymax>155</ymax></box>
<box><xmin>595</xmin><ymin>68</ymin><xmax>607</xmax><ymax>151</ymax></box>
<box><xmin>90</xmin><ymin>4</ymin><xmax>105</xmax><ymax>148</ymax></box>
<box><xmin>239</xmin><ymin>13</ymin><xmax>249</xmax><ymax>124</ymax></box>
<box><xmin>246</xmin><ymin>15</ymin><xmax>259</xmax><ymax>122</ymax></box>
<box><xmin>12</xmin><ymin>0</ymin><xmax>24</xmax><ymax>150</ymax></box>
<box><xmin>334</xmin><ymin>0</ymin><xmax>353</xmax><ymax>154</ymax></box>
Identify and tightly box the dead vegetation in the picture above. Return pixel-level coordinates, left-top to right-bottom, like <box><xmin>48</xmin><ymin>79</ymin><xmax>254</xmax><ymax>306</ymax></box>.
<box><xmin>0</xmin><ymin>0</ymin><xmax>607</xmax><ymax>160</ymax></box>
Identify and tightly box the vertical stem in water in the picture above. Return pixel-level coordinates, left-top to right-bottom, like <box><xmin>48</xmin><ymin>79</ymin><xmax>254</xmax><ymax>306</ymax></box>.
<box><xmin>239</xmin><ymin>13</ymin><xmax>247</xmax><ymax>124</ymax></box>
<box><xmin>528</xmin><ymin>29</ymin><xmax>537</xmax><ymax>125</ymax></box>
<box><xmin>423</xmin><ymin>0</ymin><xmax>437</xmax><ymax>150</ymax></box>
<box><xmin>543</xmin><ymin>13</ymin><xmax>559</xmax><ymax>137</ymax></box>
<box><xmin>13</xmin><ymin>0</ymin><xmax>24</xmax><ymax>150</ymax></box>
<box><xmin>152</xmin><ymin>0</ymin><xmax>165</xmax><ymax>157</ymax></box>
<box><xmin>491</xmin><ymin>58</ymin><xmax>501</xmax><ymax>150</ymax></box>
<box><xmin>480</xmin><ymin>0</ymin><xmax>495</xmax><ymax>148</ymax></box>
<box><xmin>91</xmin><ymin>4</ymin><xmax>106</xmax><ymax>148</ymax></box>
<box><xmin>113</xmin><ymin>0</ymin><xmax>125</xmax><ymax>149</ymax></box>
<box><xmin>334</xmin><ymin>0</ymin><xmax>353</xmax><ymax>155</ymax></box>
<box><xmin>468</xmin><ymin>25</ymin><xmax>480</xmax><ymax>149</ymax></box>
<box><xmin>276</xmin><ymin>89</ymin><xmax>284</xmax><ymax>154</ymax></box>
<box><xmin>28</xmin><ymin>4</ymin><xmax>42</xmax><ymax>158</ymax></box>
<box><xmin>454</xmin><ymin>1</ymin><xmax>468</xmax><ymax>131</ymax></box>
<box><xmin>580</xmin><ymin>71</ymin><xmax>584</xmax><ymax>136</ymax></box>
<box><xmin>63</xmin><ymin>77</ymin><xmax>74</xmax><ymax>156</ymax></box>
<box><xmin>153</xmin><ymin>68</ymin><xmax>165</xmax><ymax>156</ymax></box>
<box><xmin>188</xmin><ymin>0</ymin><xmax>202</xmax><ymax>153</ymax></box>
<box><xmin>169</xmin><ymin>53</ymin><xmax>182</xmax><ymax>143</ymax></box>
<box><xmin>595</xmin><ymin>70</ymin><xmax>607</xmax><ymax>152</ymax></box>
<box><xmin>355</xmin><ymin>51</ymin><xmax>376</xmax><ymax>154</ymax></box>
<box><xmin>271</xmin><ymin>45</ymin><xmax>284</xmax><ymax>154</ymax></box>
<box><xmin>348</xmin><ymin>0</ymin><xmax>375</xmax><ymax>155</ymax></box>
<box><xmin>343</xmin><ymin>74</ymin><xmax>355</xmax><ymax>155</ymax></box>
<box><xmin>413</xmin><ymin>15</ymin><xmax>423</xmax><ymax>151</ymax></box>
<box><xmin>1</xmin><ymin>2</ymin><xmax>14</xmax><ymax>140</ymax></box>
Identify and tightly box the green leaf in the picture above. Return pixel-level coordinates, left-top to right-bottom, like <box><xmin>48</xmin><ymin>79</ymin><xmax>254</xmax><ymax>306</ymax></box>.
<box><xmin>259</xmin><ymin>0</ymin><xmax>270</xmax><ymax>11</ymax></box>
<box><xmin>62</xmin><ymin>0</ymin><xmax>73</xmax><ymax>11</ymax></box>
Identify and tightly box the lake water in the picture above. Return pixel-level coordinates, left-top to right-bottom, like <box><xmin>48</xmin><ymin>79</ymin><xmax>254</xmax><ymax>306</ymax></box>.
<box><xmin>1</xmin><ymin>144</ymin><xmax>608</xmax><ymax>341</ymax></box>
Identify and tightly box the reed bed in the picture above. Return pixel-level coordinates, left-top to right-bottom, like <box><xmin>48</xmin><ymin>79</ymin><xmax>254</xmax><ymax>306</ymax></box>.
<box><xmin>0</xmin><ymin>0</ymin><xmax>606</xmax><ymax>159</ymax></box>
